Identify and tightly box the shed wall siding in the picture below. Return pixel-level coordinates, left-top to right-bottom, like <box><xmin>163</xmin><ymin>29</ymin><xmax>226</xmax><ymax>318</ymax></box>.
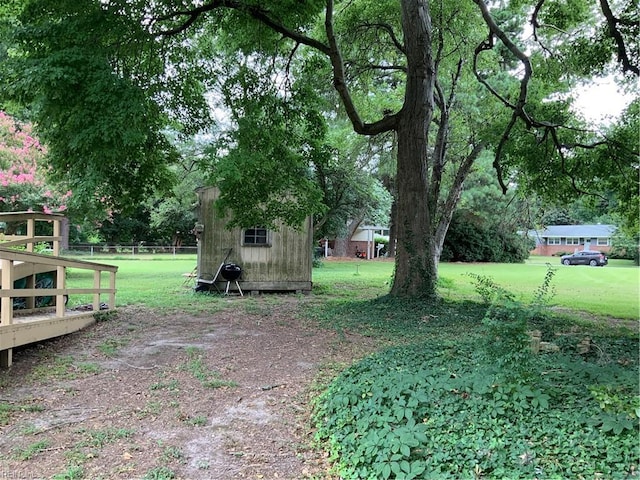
<box><xmin>196</xmin><ymin>187</ymin><xmax>312</xmax><ymax>291</ymax></box>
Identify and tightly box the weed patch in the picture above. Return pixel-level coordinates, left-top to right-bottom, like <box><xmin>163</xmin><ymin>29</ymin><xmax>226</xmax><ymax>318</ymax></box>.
<box><xmin>181</xmin><ymin>347</ymin><xmax>237</xmax><ymax>389</ymax></box>
<box><xmin>28</xmin><ymin>355</ymin><xmax>101</xmax><ymax>382</ymax></box>
<box><xmin>97</xmin><ymin>337</ymin><xmax>129</xmax><ymax>357</ymax></box>
<box><xmin>14</xmin><ymin>439</ymin><xmax>51</xmax><ymax>460</ymax></box>
<box><xmin>51</xmin><ymin>465</ymin><xmax>84</xmax><ymax>480</ymax></box>
<box><xmin>75</xmin><ymin>426</ymin><xmax>135</xmax><ymax>448</ymax></box>
<box><xmin>0</xmin><ymin>400</ymin><xmax>44</xmax><ymax>425</ymax></box>
<box><xmin>143</xmin><ymin>466</ymin><xmax>176</xmax><ymax>479</ymax></box>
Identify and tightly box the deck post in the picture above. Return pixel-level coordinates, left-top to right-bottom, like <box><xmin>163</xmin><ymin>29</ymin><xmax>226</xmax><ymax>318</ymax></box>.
<box><xmin>25</xmin><ymin>273</ymin><xmax>35</xmax><ymax>310</ymax></box>
<box><xmin>26</xmin><ymin>217</ymin><xmax>35</xmax><ymax>252</ymax></box>
<box><xmin>1</xmin><ymin>258</ymin><xmax>13</xmax><ymax>326</ymax></box>
<box><xmin>108</xmin><ymin>271</ymin><xmax>116</xmax><ymax>309</ymax></box>
<box><xmin>56</xmin><ymin>265</ymin><xmax>66</xmax><ymax>317</ymax></box>
<box><xmin>93</xmin><ymin>270</ymin><xmax>101</xmax><ymax>311</ymax></box>
<box><xmin>0</xmin><ymin>349</ymin><xmax>12</xmax><ymax>368</ymax></box>
<box><xmin>1</xmin><ymin>258</ymin><xmax>14</xmax><ymax>367</ymax></box>
<box><xmin>52</xmin><ymin>218</ymin><xmax>61</xmax><ymax>256</ymax></box>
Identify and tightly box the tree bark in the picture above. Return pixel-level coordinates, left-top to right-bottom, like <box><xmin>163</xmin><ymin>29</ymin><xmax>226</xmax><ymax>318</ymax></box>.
<box><xmin>389</xmin><ymin>0</ymin><xmax>437</xmax><ymax>299</ymax></box>
<box><xmin>333</xmin><ymin>217</ymin><xmax>362</xmax><ymax>257</ymax></box>
<box><xmin>387</xmin><ymin>196</ymin><xmax>398</xmax><ymax>258</ymax></box>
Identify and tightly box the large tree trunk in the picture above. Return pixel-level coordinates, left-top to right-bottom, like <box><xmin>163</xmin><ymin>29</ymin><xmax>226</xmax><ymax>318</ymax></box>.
<box><xmin>431</xmin><ymin>143</ymin><xmax>484</xmax><ymax>270</ymax></box>
<box><xmin>387</xmin><ymin>198</ymin><xmax>397</xmax><ymax>258</ymax></box>
<box><xmin>380</xmin><ymin>172</ymin><xmax>397</xmax><ymax>258</ymax></box>
<box><xmin>389</xmin><ymin>0</ymin><xmax>437</xmax><ymax>299</ymax></box>
<box><xmin>333</xmin><ymin>217</ymin><xmax>362</xmax><ymax>257</ymax></box>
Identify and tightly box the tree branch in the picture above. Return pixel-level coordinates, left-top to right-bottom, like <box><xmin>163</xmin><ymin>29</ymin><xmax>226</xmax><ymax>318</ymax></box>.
<box><xmin>153</xmin><ymin>0</ymin><xmax>331</xmax><ymax>55</ymax></box>
<box><xmin>530</xmin><ymin>0</ymin><xmax>557</xmax><ymax>56</ymax></box>
<box><xmin>473</xmin><ymin>36</ymin><xmax>516</xmax><ymax>111</ymax></box>
<box><xmin>324</xmin><ymin>0</ymin><xmax>397</xmax><ymax>135</ymax></box>
<box><xmin>598</xmin><ymin>0</ymin><xmax>639</xmax><ymax>76</ymax></box>
<box><xmin>434</xmin><ymin>141</ymin><xmax>484</xmax><ymax>248</ymax></box>
<box><xmin>152</xmin><ymin>0</ymin><xmax>398</xmax><ymax>137</ymax></box>
<box><xmin>358</xmin><ymin>22</ymin><xmax>406</xmax><ymax>55</ymax></box>
<box><xmin>473</xmin><ymin>0</ymin><xmax>532</xmax><ymax>123</ymax></box>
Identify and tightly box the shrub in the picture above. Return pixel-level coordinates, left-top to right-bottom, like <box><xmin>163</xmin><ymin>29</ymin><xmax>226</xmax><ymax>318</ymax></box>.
<box><xmin>441</xmin><ymin>210</ymin><xmax>530</xmax><ymax>263</ymax></box>
<box><xmin>609</xmin><ymin>233</ymin><xmax>640</xmax><ymax>264</ymax></box>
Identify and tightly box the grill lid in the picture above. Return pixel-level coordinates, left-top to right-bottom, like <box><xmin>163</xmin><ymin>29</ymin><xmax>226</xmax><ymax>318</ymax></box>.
<box><xmin>220</xmin><ymin>263</ymin><xmax>242</xmax><ymax>281</ymax></box>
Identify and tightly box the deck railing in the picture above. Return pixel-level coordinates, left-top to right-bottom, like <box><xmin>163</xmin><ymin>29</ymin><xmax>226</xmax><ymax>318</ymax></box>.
<box><xmin>0</xmin><ymin>212</ymin><xmax>117</xmax><ymax>367</ymax></box>
<box><xmin>0</xmin><ymin>211</ymin><xmax>64</xmax><ymax>255</ymax></box>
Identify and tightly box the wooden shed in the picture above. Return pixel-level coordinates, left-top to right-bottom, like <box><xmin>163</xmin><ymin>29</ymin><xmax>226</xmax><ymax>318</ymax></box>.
<box><xmin>195</xmin><ymin>186</ymin><xmax>313</xmax><ymax>294</ymax></box>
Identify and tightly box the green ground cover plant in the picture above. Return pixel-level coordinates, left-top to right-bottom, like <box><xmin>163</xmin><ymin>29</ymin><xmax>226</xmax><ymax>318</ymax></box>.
<box><xmin>312</xmin><ymin>272</ymin><xmax>639</xmax><ymax>479</ymax></box>
<box><xmin>313</xmin><ymin>339</ymin><xmax>638</xmax><ymax>479</ymax></box>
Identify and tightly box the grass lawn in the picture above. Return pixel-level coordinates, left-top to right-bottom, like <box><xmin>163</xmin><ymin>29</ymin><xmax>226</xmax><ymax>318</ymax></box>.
<box><xmin>66</xmin><ymin>255</ymin><xmax>202</xmax><ymax>311</ymax></box>
<box><xmin>440</xmin><ymin>256</ymin><xmax>639</xmax><ymax>319</ymax></box>
<box><xmin>313</xmin><ymin>256</ymin><xmax>639</xmax><ymax>320</ymax></box>
<box><xmin>65</xmin><ymin>254</ymin><xmax>638</xmax><ymax>320</ymax></box>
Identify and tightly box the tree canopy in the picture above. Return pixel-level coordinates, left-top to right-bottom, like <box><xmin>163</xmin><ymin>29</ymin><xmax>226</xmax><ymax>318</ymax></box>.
<box><xmin>0</xmin><ymin>0</ymin><xmax>636</xmax><ymax>298</ymax></box>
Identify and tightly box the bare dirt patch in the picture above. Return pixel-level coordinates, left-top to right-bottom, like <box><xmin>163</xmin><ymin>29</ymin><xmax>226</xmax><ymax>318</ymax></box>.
<box><xmin>0</xmin><ymin>298</ymin><xmax>378</xmax><ymax>479</ymax></box>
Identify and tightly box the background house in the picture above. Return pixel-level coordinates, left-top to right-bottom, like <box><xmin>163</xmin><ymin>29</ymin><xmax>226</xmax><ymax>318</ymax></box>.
<box><xmin>350</xmin><ymin>225</ymin><xmax>390</xmax><ymax>259</ymax></box>
<box><xmin>195</xmin><ymin>186</ymin><xmax>313</xmax><ymax>294</ymax></box>
<box><xmin>528</xmin><ymin>224</ymin><xmax>616</xmax><ymax>256</ymax></box>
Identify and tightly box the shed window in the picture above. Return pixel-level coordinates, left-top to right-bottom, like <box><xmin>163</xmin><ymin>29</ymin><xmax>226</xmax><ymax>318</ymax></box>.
<box><xmin>566</xmin><ymin>238</ymin><xmax>580</xmax><ymax>245</ymax></box>
<box><xmin>243</xmin><ymin>227</ymin><xmax>270</xmax><ymax>246</ymax></box>
<box><xmin>548</xmin><ymin>238</ymin><xmax>561</xmax><ymax>245</ymax></box>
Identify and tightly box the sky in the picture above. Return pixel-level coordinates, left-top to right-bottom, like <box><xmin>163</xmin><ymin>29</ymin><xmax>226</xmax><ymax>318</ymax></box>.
<box><xmin>572</xmin><ymin>77</ymin><xmax>635</xmax><ymax>123</ymax></box>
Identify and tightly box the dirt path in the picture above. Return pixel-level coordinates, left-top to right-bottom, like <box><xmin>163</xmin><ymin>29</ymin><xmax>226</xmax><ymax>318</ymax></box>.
<box><xmin>0</xmin><ymin>299</ymin><xmax>377</xmax><ymax>479</ymax></box>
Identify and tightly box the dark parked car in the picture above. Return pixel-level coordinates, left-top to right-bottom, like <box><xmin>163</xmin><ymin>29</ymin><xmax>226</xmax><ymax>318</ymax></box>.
<box><xmin>560</xmin><ymin>250</ymin><xmax>608</xmax><ymax>266</ymax></box>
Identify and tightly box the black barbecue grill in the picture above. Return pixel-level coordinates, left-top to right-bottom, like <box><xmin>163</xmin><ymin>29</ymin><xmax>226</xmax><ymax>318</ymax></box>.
<box><xmin>220</xmin><ymin>263</ymin><xmax>242</xmax><ymax>281</ymax></box>
<box><xmin>220</xmin><ymin>263</ymin><xmax>243</xmax><ymax>295</ymax></box>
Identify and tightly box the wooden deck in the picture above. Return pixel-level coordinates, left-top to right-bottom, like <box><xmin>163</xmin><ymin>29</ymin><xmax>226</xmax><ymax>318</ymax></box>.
<box><xmin>0</xmin><ymin>212</ymin><xmax>117</xmax><ymax>367</ymax></box>
<box><xmin>1</xmin><ymin>309</ymin><xmax>100</xmax><ymax>351</ymax></box>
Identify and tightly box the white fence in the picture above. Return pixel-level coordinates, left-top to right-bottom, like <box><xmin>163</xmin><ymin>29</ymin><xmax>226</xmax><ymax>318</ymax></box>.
<box><xmin>64</xmin><ymin>245</ymin><xmax>197</xmax><ymax>257</ymax></box>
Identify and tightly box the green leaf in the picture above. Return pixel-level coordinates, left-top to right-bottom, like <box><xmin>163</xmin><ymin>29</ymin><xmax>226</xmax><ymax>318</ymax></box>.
<box><xmin>410</xmin><ymin>461</ymin><xmax>426</xmax><ymax>476</ymax></box>
<box><xmin>400</xmin><ymin>443</ymin><xmax>411</xmax><ymax>457</ymax></box>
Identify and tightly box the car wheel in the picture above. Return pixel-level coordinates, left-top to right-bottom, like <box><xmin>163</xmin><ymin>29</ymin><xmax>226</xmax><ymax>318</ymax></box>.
<box><xmin>589</xmin><ymin>259</ymin><xmax>597</xmax><ymax>266</ymax></box>
<box><xmin>562</xmin><ymin>259</ymin><xmax>571</xmax><ymax>265</ymax></box>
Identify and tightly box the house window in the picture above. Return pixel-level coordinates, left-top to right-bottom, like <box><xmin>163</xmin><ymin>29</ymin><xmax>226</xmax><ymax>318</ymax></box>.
<box><xmin>566</xmin><ymin>238</ymin><xmax>580</xmax><ymax>245</ymax></box>
<box><xmin>597</xmin><ymin>238</ymin><xmax>609</xmax><ymax>246</ymax></box>
<box><xmin>548</xmin><ymin>238</ymin><xmax>561</xmax><ymax>245</ymax></box>
<box><xmin>243</xmin><ymin>227</ymin><xmax>270</xmax><ymax>246</ymax></box>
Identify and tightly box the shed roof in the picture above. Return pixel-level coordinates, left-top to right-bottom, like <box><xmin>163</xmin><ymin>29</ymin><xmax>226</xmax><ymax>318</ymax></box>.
<box><xmin>538</xmin><ymin>224</ymin><xmax>616</xmax><ymax>238</ymax></box>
